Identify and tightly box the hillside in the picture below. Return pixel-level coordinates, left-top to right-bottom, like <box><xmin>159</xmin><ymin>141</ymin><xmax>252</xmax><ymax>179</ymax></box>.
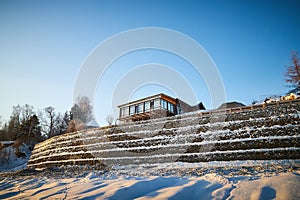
<box><xmin>28</xmin><ymin>100</ymin><xmax>300</xmax><ymax>169</ymax></box>
<box><xmin>1</xmin><ymin>100</ymin><xmax>300</xmax><ymax>199</ymax></box>
<box><xmin>0</xmin><ymin>141</ymin><xmax>31</xmax><ymax>172</ymax></box>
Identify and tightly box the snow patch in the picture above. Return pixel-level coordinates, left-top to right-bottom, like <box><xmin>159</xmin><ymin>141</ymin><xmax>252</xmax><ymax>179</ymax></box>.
<box><xmin>0</xmin><ymin>171</ymin><xmax>299</xmax><ymax>199</ymax></box>
<box><xmin>0</xmin><ymin>142</ymin><xmax>30</xmax><ymax>172</ymax></box>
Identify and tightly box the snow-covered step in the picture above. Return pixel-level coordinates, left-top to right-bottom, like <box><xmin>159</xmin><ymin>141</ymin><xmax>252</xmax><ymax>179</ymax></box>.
<box><xmin>30</xmin><ymin>123</ymin><xmax>300</xmax><ymax>158</ymax></box>
<box><xmin>28</xmin><ymin>147</ymin><xmax>300</xmax><ymax>167</ymax></box>
<box><xmin>30</xmin><ymin>114</ymin><xmax>300</xmax><ymax>155</ymax></box>
<box><xmin>29</xmin><ymin>134</ymin><xmax>300</xmax><ymax>161</ymax></box>
<box><xmin>28</xmin><ymin>100</ymin><xmax>300</xmax><ymax>168</ymax></box>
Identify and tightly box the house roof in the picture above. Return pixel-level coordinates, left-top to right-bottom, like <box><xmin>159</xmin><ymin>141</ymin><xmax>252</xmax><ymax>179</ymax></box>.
<box><xmin>288</xmin><ymin>85</ymin><xmax>300</xmax><ymax>95</ymax></box>
<box><xmin>86</xmin><ymin>120</ymin><xmax>99</xmax><ymax>127</ymax></box>
<box><xmin>217</xmin><ymin>101</ymin><xmax>245</xmax><ymax>110</ymax></box>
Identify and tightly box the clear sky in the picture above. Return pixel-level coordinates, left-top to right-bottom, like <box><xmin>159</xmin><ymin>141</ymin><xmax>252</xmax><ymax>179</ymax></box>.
<box><xmin>0</xmin><ymin>0</ymin><xmax>299</xmax><ymax>125</ymax></box>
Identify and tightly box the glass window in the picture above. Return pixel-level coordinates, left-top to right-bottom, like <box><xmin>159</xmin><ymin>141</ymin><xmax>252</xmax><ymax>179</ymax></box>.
<box><xmin>154</xmin><ymin>99</ymin><xmax>160</xmax><ymax>109</ymax></box>
<box><xmin>177</xmin><ymin>105</ymin><xmax>181</xmax><ymax>114</ymax></box>
<box><xmin>120</xmin><ymin>108</ymin><xmax>125</xmax><ymax>117</ymax></box>
<box><xmin>150</xmin><ymin>101</ymin><xmax>154</xmax><ymax>110</ymax></box>
<box><xmin>137</xmin><ymin>103</ymin><xmax>144</xmax><ymax>113</ymax></box>
<box><xmin>124</xmin><ymin>107</ymin><xmax>129</xmax><ymax>116</ymax></box>
<box><xmin>130</xmin><ymin>105</ymin><xmax>135</xmax><ymax>115</ymax></box>
<box><xmin>161</xmin><ymin>99</ymin><xmax>167</xmax><ymax>110</ymax></box>
<box><xmin>145</xmin><ymin>101</ymin><xmax>150</xmax><ymax>112</ymax></box>
<box><xmin>168</xmin><ymin>103</ymin><xmax>174</xmax><ymax>113</ymax></box>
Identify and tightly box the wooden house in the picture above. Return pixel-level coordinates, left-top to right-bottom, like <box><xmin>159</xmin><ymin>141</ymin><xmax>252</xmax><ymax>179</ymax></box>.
<box><xmin>118</xmin><ymin>93</ymin><xmax>205</xmax><ymax>122</ymax></box>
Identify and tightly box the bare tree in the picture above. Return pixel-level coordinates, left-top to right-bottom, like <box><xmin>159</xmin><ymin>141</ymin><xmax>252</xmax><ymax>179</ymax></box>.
<box><xmin>0</xmin><ymin>116</ymin><xmax>3</xmax><ymax>128</ymax></box>
<box><xmin>71</xmin><ymin>96</ymin><xmax>94</xmax><ymax>123</ymax></box>
<box><xmin>106</xmin><ymin>115</ymin><xmax>114</xmax><ymax>126</ymax></box>
<box><xmin>19</xmin><ymin>114</ymin><xmax>41</xmax><ymax>146</ymax></box>
<box><xmin>7</xmin><ymin>105</ymin><xmax>21</xmax><ymax>141</ymax></box>
<box><xmin>7</xmin><ymin>104</ymin><xmax>34</xmax><ymax>141</ymax></box>
<box><xmin>0</xmin><ymin>116</ymin><xmax>5</xmax><ymax>141</ymax></box>
<box><xmin>43</xmin><ymin>106</ymin><xmax>61</xmax><ymax>138</ymax></box>
<box><xmin>59</xmin><ymin>111</ymin><xmax>71</xmax><ymax>134</ymax></box>
<box><xmin>21</xmin><ymin>104</ymin><xmax>34</xmax><ymax>122</ymax></box>
<box><xmin>68</xmin><ymin>96</ymin><xmax>94</xmax><ymax>132</ymax></box>
<box><xmin>285</xmin><ymin>51</ymin><xmax>300</xmax><ymax>88</ymax></box>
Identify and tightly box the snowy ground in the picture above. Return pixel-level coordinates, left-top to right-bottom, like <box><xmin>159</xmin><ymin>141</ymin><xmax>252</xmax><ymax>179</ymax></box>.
<box><xmin>1</xmin><ymin>160</ymin><xmax>299</xmax><ymax>200</ymax></box>
<box><xmin>0</xmin><ymin>142</ymin><xmax>30</xmax><ymax>173</ymax></box>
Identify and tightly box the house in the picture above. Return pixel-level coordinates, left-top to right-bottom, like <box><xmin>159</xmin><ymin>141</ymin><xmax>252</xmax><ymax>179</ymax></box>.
<box><xmin>118</xmin><ymin>93</ymin><xmax>205</xmax><ymax>123</ymax></box>
<box><xmin>288</xmin><ymin>85</ymin><xmax>300</xmax><ymax>95</ymax></box>
<box><xmin>86</xmin><ymin>120</ymin><xmax>99</xmax><ymax>129</ymax></box>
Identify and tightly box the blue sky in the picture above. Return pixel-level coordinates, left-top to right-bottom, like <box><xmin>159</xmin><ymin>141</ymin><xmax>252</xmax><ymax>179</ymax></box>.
<box><xmin>0</xmin><ymin>0</ymin><xmax>299</xmax><ymax>125</ymax></box>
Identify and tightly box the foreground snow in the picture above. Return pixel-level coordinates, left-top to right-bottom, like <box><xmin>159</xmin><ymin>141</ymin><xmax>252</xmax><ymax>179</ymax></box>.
<box><xmin>1</xmin><ymin>160</ymin><xmax>299</xmax><ymax>199</ymax></box>
<box><xmin>0</xmin><ymin>172</ymin><xmax>299</xmax><ymax>199</ymax></box>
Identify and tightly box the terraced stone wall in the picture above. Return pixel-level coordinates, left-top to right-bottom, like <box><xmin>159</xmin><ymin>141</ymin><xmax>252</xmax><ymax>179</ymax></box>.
<box><xmin>28</xmin><ymin>100</ymin><xmax>300</xmax><ymax>168</ymax></box>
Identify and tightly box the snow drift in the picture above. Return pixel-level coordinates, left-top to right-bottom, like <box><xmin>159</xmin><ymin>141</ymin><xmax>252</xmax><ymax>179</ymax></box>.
<box><xmin>1</xmin><ymin>161</ymin><xmax>299</xmax><ymax>199</ymax></box>
<box><xmin>0</xmin><ymin>141</ymin><xmax>30</xmax><ymax>172</ymax></box>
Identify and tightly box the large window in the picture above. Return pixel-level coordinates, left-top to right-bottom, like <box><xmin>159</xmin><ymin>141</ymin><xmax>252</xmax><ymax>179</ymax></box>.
<box><xmin>120</xmin><ymin>108</ymin><xmax>125</xmax><ymax>117</ymax></box>
<box><xmin>130</xmin><ymin>105</ymin><xmax>135</xmax><ymax>115</ymax></box>
<box><xmin>137</xmin><ymin>103</ymin><xmax>144</xmax><ymax>114</ymax></box>
<box><xmin>121</xmin><ymin>107</ymin><xmax>130</xmax><ymax>117</ymax></box>
<box><xmin>150</xmin><ymin>101</ymin><xmax>154</xmax><ymax>110</ymax></box>
<box><xmin>120</xmin><ymin>108</ymin><xmax>123</xmax><ymax>117</ymax></box>
<box><xmin>168</xmin><ymin>103</ymin><xmax>174</xmax><ymax>113</ymax></box>
<box><xmin>145</xmin><ymin>101</ymin><xmax>150</xmax><ymax>112</ymax></box>
<box><xmin>177</xmin><ymin>105</ymin><xmax>181</xmax><ymax>114</ymax></box>
<box><xmin>161</xmin><ymin>99</ymin><xmax>167</xmax><ymax>110</ymax></box>
<box><xmin>123</xmin><ymin>107</ymin><xmax>129</xmax><ymax>116</ymax></box>
<box><xmin>154</xmin><ymin>99</ymin><xmax>160</xmax><ymax>109</ymax></box>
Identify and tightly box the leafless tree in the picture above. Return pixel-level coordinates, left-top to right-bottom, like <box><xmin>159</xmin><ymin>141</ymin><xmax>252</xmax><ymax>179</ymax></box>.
<box><xmin>71</xmin><ymin>96</ymin><xmax>94</xmax><ymax>124</ymax></box>
<box><xmin>21</xmin><ymin>104</ymin><xmax>34</xmax><ymax>122</ymax></box>
<box><xmin>285</xmin><ymin>51</ymin><xmax>300</xmax><ymax>88</ymax></box>
<box><xmin>0</xmin><ymin>116</ymin><xmax>3</xmax><ymax>128</ymax></box>
<box><xmin>7</xmin><ymin>104</ymin><xmax>34</xmax><ymax>141</ymax></box>
<box><xmin>106</xmin><ymin>115</ymin><xmax>114</xmax><ymax>126</ymax></box>
<box><xmin>43</xmin><ymin>106</ymin><xmax>61</xmax><ymax>138</ymax></box>
<box><xmin>68</xmin><ymin>96</ymin><xmax>94</xmax><ymax>132</ymax></box>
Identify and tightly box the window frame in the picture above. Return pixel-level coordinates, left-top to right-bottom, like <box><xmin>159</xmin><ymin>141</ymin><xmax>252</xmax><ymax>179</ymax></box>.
<box><xmin>130</xmin><ymin>105</ymin><xmax>135</xmax><ymax>116</ymax></box>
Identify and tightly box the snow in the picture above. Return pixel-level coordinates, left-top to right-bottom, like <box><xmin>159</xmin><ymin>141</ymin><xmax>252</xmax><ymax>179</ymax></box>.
<box><xmin>28</xmin><ymin>147</ymin><xmax>300</xmax><ymax>166</ymax></box>
<box><xmin>0</xmin><ymin>143</ymin><xmax>30</xmax><ymax>172</ymax></box>
<box><xmin>230</xmin><ymin>173</ymin><xmax>300</xmax><ymax>199</ymax></box>
<box><xmin>32</xmin><ymin>113</ymin><xmax>298</xmax><ymax>149</ymax></box>
<box><xmin>0</xmin><ymin>163</ymin><xmax>299</xmax><ymax>199</ymax></box>
<box><xmin>1</xmin><ymin>100</ymin><xmax>298</xmax><ymax>198</ymax></box>
<box><xmin>29</xmin><ymin>134</ymin><xmax>300</xmax><ymax>158</ymax></box>
<box><xmin>0</xmin><ymin>141</ymin><xmax>14</xmax><ymax>145</ymax></box>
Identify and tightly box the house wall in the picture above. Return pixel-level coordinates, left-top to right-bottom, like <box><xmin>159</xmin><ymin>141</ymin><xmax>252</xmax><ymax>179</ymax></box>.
<box><xmin>118</xmin><ymin>94</ymin><xmax>206</xmax><ymax>122</ymax></box>
<box><xmin>119</xmin><ymin>95</ymin><xmax>177</xmax><ymax>122</ymax></box>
